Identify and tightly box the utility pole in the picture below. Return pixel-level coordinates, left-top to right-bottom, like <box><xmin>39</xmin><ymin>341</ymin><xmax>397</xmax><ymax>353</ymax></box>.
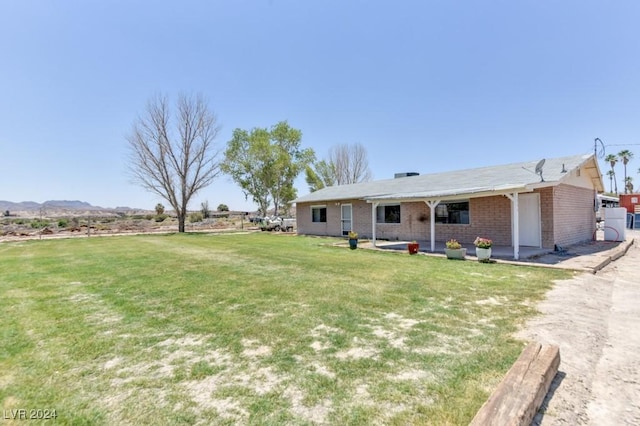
<box><xmin>594</xmin><ymin>137</ymin><xmax>605</xmax><ymax>159</ymax></box>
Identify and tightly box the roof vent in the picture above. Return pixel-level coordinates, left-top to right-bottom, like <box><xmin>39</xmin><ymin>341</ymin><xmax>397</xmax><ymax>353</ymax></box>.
<box><xmin>394</xmin><ymin>172</ymin><xmax>419</xmax><ymax>178</ymax></box>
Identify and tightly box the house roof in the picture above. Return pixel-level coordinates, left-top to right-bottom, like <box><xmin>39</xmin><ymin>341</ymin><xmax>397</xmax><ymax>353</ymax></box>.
<box><xmin>294</xmin><ymin>153</ymin><xmax>604</xmax><ymax>204</ymax></box>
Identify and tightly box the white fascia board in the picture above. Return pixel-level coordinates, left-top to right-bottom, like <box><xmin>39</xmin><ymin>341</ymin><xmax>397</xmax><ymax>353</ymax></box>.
<box><xmin>364</xmin><ymin>185</ymin><xmax>531</xmax><ymax>203</ymax></box>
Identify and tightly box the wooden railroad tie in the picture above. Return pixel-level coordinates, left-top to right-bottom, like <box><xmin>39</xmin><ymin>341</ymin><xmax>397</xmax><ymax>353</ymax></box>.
<box><xmin>470</xmin><ymin>342</ymin><xmax>560</xmax><ymax>426</ymax></box>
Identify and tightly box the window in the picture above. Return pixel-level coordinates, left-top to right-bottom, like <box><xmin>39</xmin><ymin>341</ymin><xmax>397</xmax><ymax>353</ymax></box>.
<box><xmin>311</xmin><ymin>206</ymin><xmax>327</xmax><ymax>223</ymax></box>
<box><xmin>435</xmin><ymin>201</ymin><xmax>469</xmax><ymax>224</ymax></box>
<box><xmin>376</xmin><ymin>204</ymin><xmax>401</xmax><ymax>223</ymax></box>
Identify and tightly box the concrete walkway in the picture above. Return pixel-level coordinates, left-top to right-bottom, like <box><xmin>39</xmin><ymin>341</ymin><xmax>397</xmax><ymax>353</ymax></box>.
<box><xmin>363</xmin><ymin>230</ymin><xmax>637</xmax><ymax>273</ymax></box>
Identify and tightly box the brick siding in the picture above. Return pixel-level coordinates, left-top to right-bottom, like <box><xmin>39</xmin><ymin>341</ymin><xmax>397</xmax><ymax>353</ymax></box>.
<box><xmin>550</xmin><ymin>184</ymin><xmax>597</xmax><ymax>247</ymax></box>
<box><xmin>296</xmin><ymin>184</ymin><xmax>596</xmax><ymax>249</ymax></box>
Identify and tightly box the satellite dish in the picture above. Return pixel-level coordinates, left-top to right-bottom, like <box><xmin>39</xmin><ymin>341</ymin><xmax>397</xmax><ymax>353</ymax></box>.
<box><xmin>535</xmin><ymin>159</ymin><xmax>546</xmax><ymax>182</ymax></box>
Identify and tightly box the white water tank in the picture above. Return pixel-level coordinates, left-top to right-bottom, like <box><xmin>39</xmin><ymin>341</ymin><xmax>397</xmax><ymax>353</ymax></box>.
<box><xmin>604</xmin><ymin>207</ymin><xmax>626</xmax><ymax>242</ymax></box>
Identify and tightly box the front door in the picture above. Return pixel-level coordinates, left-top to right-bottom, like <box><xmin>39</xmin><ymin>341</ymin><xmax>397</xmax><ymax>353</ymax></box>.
<box><xmin>518</xmin><ymin>193</ymin><xmax>541</xmax><ymax>247</ymax></box>
<box><xmin>341</xmin><ymin>204</ymin><xmax>352</xmax><ymax>236</ymax></box>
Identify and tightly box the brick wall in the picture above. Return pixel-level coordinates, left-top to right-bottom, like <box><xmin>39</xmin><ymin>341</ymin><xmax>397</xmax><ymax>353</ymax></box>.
<box><xmin>551</xmin><ymin>184</ymin><xmax>597</xmax><ymax>247</ymax></box>
<box><xmin>297</xmin><ymin>197</ymin><xmax>514</xmax><ymax>245</ymax></box>
<box><xmin>296</xmin><ymin>200</ymin><xmax>376</xmax><ymax>238</ymax></box>
<box><xmin>297</xmin><ymin>185</ymin><xmax>596</xmax><ymax>248</ymax></box>
<box><xmin>539</xmin><ymin>187</ymin><xmax>555</xmax><ymax>248</ymax></box>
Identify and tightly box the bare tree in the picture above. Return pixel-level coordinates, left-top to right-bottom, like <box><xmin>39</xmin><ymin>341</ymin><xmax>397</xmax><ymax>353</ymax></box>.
<box><xmin>127</xmin><ymin>93</ymin><xmax>222</xmax><ymax>232</ymax></box>
<box><xmin>328</xmin><ymin>143</ymin><xmax>372</xmax><ymax>185</ymax></box>
<box><xmin>305</xmin><ymin>143</ymin><xmax>373</xmax><ymax>192</ymax></box>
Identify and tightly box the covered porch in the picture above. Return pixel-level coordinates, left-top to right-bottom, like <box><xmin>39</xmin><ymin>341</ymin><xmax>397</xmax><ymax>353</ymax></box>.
<box><xmin>369</xmin><ymin>239</ymin><xmax>550</xmax><ymax>261</ymax></box>
<box><xmin>366</xmin><ymin>187</ymin><xmax>532</xmax><ymax>260</ymax></box>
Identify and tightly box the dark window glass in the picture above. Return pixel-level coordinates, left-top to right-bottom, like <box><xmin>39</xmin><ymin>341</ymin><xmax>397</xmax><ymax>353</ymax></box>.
<box><xmin>435</xmin><ymin>202</ymin><xmax>469</xmax><ymax>224</ymax></box>
<box><xmin>376</xmin><ymin>205</ymin><xmax>401</xmax><ymax>223</ymax></box>
<box><xmin>312</xmin><ymin>207</ymin><xmax>327</xmax><ymax>223</ymax></box>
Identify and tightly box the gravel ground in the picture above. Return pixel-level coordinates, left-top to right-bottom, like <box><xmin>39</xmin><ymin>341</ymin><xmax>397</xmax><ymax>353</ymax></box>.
<box><xmin>517</xmin><ymin>231</ymin><xmax>640</xmax><ymax>425</ymax></box>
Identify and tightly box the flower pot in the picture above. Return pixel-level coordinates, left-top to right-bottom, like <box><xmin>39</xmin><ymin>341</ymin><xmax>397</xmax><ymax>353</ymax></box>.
<box><xmin>476</xmin><ymin>247</ymin><xmax>492</xmax><ymax>261</ymax></box>
<box><xmin>408</xmin><ymin>242</ymin><xmax>419</xmax><ymax>254</ymax></box>
<box><xmin>445</xmin><ymin>248</ymin><xmax>467</xmax><ymax>260</ymax></box>
<box><xmin>349</xmin><ymin>238</ymin><xmax>358</xmax><ymax>250</ymax></box>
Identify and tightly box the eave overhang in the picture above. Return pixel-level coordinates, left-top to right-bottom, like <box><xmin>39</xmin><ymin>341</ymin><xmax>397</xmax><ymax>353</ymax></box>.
<box><xmin>363</xmin><ymin>184</ymin><xmax>534</xmax><ymax>204</ymax></box>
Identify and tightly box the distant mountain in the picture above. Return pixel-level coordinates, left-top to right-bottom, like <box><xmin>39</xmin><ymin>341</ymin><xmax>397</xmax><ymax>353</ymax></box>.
<box><xmin>0</xmin><ymin>200</ymin><xmax>110</xmax><ymax>212</ymax></box>
<box><xmin>0</xmin><ymin>201</ymin><xmax>41</xmax><ymax>210</ymax></box>
<box><xmin>42</xmin><ymin>200</ymin><xmax>101</xmax><ymax>209</ymax></box>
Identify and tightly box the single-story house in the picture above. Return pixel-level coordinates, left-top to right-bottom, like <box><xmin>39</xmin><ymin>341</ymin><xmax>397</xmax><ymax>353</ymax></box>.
<box><xmin>293</xmin><ymin>153</ymin><xmax>605</xmax><ymax>260</ymax></box>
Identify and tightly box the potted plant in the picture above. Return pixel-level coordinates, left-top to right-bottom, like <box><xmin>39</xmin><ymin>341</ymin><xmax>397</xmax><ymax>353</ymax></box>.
<box><xmin>348</xmin><ymin>231</ymin><xmax>358</xmax><ymax>250</ymax></box>
<box><xmin>474</xmin><ymin>237</ymin><xmax>492</xmax><ymax>261</ymax></box>
<box><xmin>445</xmin><ymin>239</ymin><xmax>466</xmax><ymax>260</ymax></box>
<box><xmin>407</xmin><ymin>240</ymin><xmax>419</xmax><ymax>254</ymax></box>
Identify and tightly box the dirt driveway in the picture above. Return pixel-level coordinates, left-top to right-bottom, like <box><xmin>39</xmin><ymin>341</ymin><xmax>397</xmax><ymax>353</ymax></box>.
<box><xmin>517</xmin><ymin>231</ymin><xmax>640</xmax><ymax>425</ymax></box>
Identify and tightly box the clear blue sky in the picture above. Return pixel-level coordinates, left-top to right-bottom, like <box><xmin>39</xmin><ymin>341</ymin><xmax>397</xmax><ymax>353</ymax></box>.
<box><xmin>2</xmin><ymin>1</ymin><xmax>639</xmax><ymax>210</ymax></box>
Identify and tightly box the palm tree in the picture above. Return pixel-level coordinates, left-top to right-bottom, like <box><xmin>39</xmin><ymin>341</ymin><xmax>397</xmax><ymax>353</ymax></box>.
<box><xmin>625</xmin><ymin>176</ymin><xmax>634</xmax><ymax>194</ymax></box>
<box><xmin>618</xmin><ymin>150</ymin><xmax>634</xmax><ymax>193</ymax></box>
<box><xmin>605</xmin><ymin>154</ymin><xmax>618</xmax><ymax>193</ymax></box>
<box><xmin>606</xmin><ymin>170</ymin><xmax>615</xmax><ymax>193</ymax></box>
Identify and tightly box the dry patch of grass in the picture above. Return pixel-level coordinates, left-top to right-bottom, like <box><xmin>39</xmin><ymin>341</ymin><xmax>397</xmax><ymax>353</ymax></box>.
<box><xmin>0</xmin><ymin>233</ymin><xmax>572</xmax><ymax>424</ymax></box>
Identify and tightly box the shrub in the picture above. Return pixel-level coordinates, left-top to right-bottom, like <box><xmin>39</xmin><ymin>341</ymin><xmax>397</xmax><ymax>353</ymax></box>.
<box><xmin>58</xmin><ymin>219</ymin><xmax>69</xmax><ymax>228</ymax></box>
<box><xmin>30</xmin><ymin>220</ymin><xmax>49</xmax><ymax>229</ymax></box>
<box><xmin>155</xmin><ymin>214</ymin><xmax>168</xmax><ymax>222</ymax></box>
<box><xmin>189</xmin><ymin>212</ymin><xmax>203</xmax><ymax>223</ymax></box>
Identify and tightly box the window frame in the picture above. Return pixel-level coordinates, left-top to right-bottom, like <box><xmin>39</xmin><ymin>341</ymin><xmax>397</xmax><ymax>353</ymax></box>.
<box><xmin>434</xmin><ymin>200</ymin><xmax>470</xmax><ymax>224</ymax></box>
<box><xmin>311</xmin><ymin>205</ymin><xmax>327</xmax><ymax>223</ymax></box>
<box><xmin>376</xmin><ymin>204</ymin><xmax>401</xmax><ymax>224</ymax></box>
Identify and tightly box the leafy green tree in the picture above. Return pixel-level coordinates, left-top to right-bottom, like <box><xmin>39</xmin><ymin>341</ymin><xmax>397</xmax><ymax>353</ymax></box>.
<box><xmin>222</xmin><ymin>127</ymin><xmax>271</xmax><ymax>215</ymax></box>
<box><xmin>618</xmin><ymin>150</ymin><xmax>634</xmax><ymax>193</ymax></box>
<box><xmin>305</xmin><ymin>160</ymin><xmax>336</xmax><ymax>192</ymax></box>
<box><xmin>155</xmin><ymin>203</ymin><xmax>165</xmax><ymax>215</ymax></box>
<box><xmin>222</xmin><ymin>121</ymin><xmax>314</xmax><ymax>216</ymax></box>
<box><xmin>217</xmin><ymin>203</ymin><xmax>229</xmax><ymax>212</ymax></box>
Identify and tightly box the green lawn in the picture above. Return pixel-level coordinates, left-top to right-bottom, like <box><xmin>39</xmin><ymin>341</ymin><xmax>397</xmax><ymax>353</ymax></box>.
<box><xmin>0</xmin><ymin>233</ymin><xmax>571</xmax><ymax>425</ymax></box>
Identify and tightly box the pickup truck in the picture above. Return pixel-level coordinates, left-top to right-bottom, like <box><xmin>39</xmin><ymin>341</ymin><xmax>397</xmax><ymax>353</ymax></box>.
<box><xmin>259</xmin><ymin>216</ymin><xmax>295</xmax><ymax>232</ymax></box>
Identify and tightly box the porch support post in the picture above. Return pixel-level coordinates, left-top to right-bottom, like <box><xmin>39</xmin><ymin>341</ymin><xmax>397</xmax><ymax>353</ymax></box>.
<box><xmin>505</xmin><ymin>193</ymin><xmax>520</xmax><ymax>260</ymax></box>
<box><xmin>425</xmin><ymin>200</ymin><xmax>441</xmax><ymax>252</ymax></box>
<box><xmin>371</xmin><ymin>201</ymin><xmax>379</xmax><ymax>246</ymax></box>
